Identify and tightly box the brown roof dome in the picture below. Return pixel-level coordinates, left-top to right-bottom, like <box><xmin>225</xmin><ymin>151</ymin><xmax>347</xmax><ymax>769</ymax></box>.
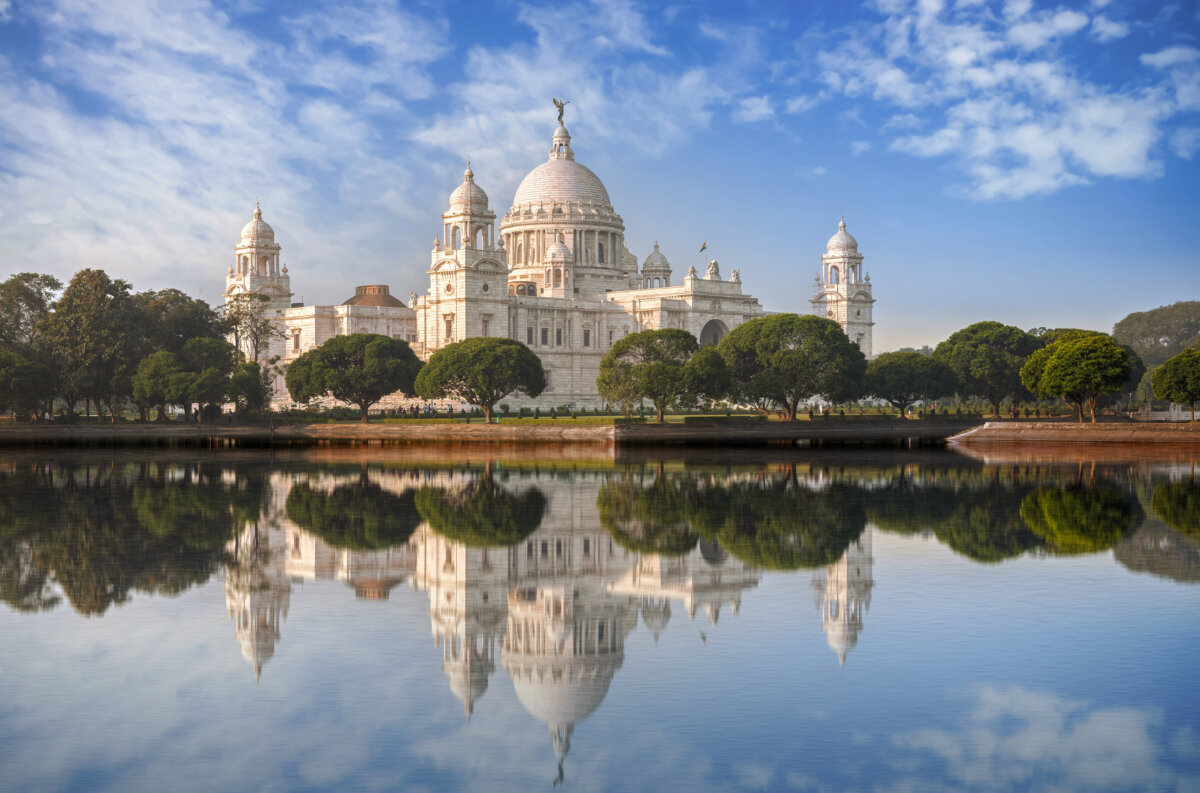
<box><xmin>342</xmin><ymin>285</ymin><xmax>405</xmax><ymax>308</ymax></box>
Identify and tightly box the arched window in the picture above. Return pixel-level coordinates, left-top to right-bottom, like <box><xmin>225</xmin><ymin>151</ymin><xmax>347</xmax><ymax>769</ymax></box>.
<box><xmin>452</xmin><ymin>226</ymin><xmax>461</xmax><ymax>249</ymax></box>
<box><xmin>598</xmin><ymin>243</ymin><xmax>605</xmax><ymax>264</ymax></box>
<box><xmin>516</xmin><ymin>242</ymin><xmax>523</xmax><ymax>263</ymax></box>
<box><xmin>829</xmin><ymin>266</ymin><xmax>840</xmax><ymax>285</ymax></box>
<box><xmin>474</xmin><ymin>226</ymin><xmax>485</xmax><ymax>249</ymax></box>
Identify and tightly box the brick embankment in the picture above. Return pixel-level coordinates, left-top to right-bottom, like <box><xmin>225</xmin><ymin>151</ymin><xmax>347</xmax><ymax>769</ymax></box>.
<box><xmin>949</xmin><ymin>421</ymin><xmax>1200</xmax><ymax>445</ymax></box>
<box><xmin>614</xmin><ymin>419</ymin><xmax>982</xmax><ymax>445</ymax></box>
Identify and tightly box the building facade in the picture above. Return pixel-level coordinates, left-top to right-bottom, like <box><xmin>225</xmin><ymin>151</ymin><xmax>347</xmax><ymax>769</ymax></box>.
<box><xmin>224</xmin><ymin>113</ymin><xmax>875</xmax><ymax>408</ymax></box>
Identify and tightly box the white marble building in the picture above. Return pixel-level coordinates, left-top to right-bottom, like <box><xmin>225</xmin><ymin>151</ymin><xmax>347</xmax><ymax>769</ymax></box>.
<box><xmin>224</xmin><ymin>112</ymin><xmax>875</xmax><ymax>408</ymax></box>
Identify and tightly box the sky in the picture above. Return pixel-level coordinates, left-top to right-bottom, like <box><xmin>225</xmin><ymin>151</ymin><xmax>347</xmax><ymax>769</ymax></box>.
<box><xmin>0</xmin><ymin>0</ymin><xmax>1197</xmax><ymax>351</ymax></box>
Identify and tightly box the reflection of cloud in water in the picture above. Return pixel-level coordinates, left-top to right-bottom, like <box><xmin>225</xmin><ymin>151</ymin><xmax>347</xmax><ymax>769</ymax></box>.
<box><xmin>891</xmin><ymin>687</ymin><xmax>1198</xmax><ymax>791</ymax></box>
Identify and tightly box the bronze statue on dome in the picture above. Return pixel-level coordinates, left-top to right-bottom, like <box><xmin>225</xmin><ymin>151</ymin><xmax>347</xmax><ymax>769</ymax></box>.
<box><xmin>553</xmin><ymin>97</ymin><xmax>569</xmax><ymax>125</ymax></box>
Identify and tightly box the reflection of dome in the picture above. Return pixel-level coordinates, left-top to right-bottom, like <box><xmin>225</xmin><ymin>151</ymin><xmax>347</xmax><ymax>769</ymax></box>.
<box><xmin>826</xmin><ymin>217</ymin><xmax>858</xmax><ymax>253</ymax></box>
<box><xmin>640</xmin><ymin>597</ymin><xmax>672</xmax><ymax>641</ymax></box>
<box><xmin>511</xmin><ymin>125</ymin><xmax>613</xmax><ymax>209</ymax></box>
<box><xmin>449</xmin><ymin>164</ymin><xmax>490</xmax><ymax>212</ymax></box>
<box><xmin>341</xmin><ymin>285</ymin><xmax>405</xmax><ymax>308</ymax></box>
<box><xmin>240</xmin><ymin>202</ymin><xmax>275</xmax><ymax>243</ymax></box>
<box><xmin>511</xmin><ymin>669</ymin><xmax>615</xmax><ymax>727</ymax></box>
<box><xmin>698</xmin><ymin>538</ymin><xmax>728</xmax><ymax>566</ymax></box>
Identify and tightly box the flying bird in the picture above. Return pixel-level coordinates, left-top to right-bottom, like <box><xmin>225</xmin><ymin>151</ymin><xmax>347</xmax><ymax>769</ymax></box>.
<box><xmin>699</xmin><ymin>241</ymin><xmax>707</xmax><ymax>253</ymax></box>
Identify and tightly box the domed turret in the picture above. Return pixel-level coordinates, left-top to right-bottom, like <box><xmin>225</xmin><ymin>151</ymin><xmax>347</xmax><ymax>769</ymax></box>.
<box><xmin>545</xmin><ymin>233</ymin><xmax>573</xmax><ymax>264</ymax></box>
<box><xmin>826</xmin><ymin>217</ymin><xmax>858</xmax><ymax>254</ymax></box>
<box><xmin>641</xmin><ymin>242</ymin><xmax>672</xmax><ymax>288</ymax></box>
<box><xmin>240</xmin><ymin>201</ymin><xmax>276</xmax><ymax>244</ymax></box>
<box><xmin>449</xmin><ymin>163</ymin><xmax>490</xmax><ymax>213</ymax></box>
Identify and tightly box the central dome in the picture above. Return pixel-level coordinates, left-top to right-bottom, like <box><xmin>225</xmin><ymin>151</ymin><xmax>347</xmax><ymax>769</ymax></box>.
<box><xmin>510</xmin><ymin>123</ymin><xmax>613</xmax><ymax>210</ymax></box>
<box><xmin>512</xmin><ymin>160</ymin><xmax>612</xmax><ymax>209</ymax></box>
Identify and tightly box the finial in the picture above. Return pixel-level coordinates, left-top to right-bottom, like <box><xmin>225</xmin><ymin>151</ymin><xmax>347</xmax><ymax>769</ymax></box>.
<box><xmin>464</xmin><ymin>159</ymin><xmax>473</xmax><ymax>181</ymax></box>
<box><xmin>838</xmin><ymin>215</ymin><xmax>845</xmax><ymax>230</ymax></box>
<box><xmin>254</xmin><ymin>199</ymin><xmax>262</xmax><ymax>219</ymax></box>
<box><xmin>653</xmin><ymin>241</ymin><xmax>659</xmax><ymax>250</ymax></box>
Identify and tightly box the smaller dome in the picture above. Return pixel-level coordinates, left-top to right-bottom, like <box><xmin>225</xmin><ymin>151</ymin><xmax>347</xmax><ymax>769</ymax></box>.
<box><xmin>545</xmin><ymin>233</ymin><xmax>573</xmax><ymax>263</ymax></box>
<box><xmin>240</xmin><ymin>202</ymin><xmax>275</xmax><ymax>243</ymax></box>
<box><xmin>342</xmin><ymin>285</ymin><xmax>405</xmax><ymax>308</ymax></box>
<box><xmin>448</xmin><ymin>163</ymin><xmax>489</xmax><ymax>212</ymax></box>
<box><xmin>826</xmin><ymin>217</ymin><xmax>858</xmax><ymax>253</ymax></box>
<box><xmin>642</xmin><ymin>242</ymin><xmax>670</xmax><ymax>273</ymax></box>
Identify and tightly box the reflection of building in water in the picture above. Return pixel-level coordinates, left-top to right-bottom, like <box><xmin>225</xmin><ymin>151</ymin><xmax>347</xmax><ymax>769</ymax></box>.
<box><xmin>224</xmin><ymin>525</ymin><xmax>292</xmax><ymax>681</ymax></box>
<box><xmin>812</xmin><ymin>529</ymin><xmax>873</xmax><ymax>666</ymax></box>
<box><xmin>608</xmin><ymin>538</ymin><xmax>761</xmax><ymax>637</ymax></box>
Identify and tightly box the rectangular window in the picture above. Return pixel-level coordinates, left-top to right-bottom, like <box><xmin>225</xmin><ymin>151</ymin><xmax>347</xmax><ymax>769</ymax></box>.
<box><xmin>292</xmin><ymin>333</ymin><xmax>300</xmax><ymax>352</ymax></box>
<box><xmin>527</xmin><ymin>542</ymin><xmax>533</xmax><ymax>559</ymax></box>
<box><xmin>445</xmin><ymin>318</ymin><xmax>453</xmax><ymax>338</ymax></box>
<box><xmin>583</xmin><ymin>538</ymin><xmax>590</xmax><ymax>556</ymax></box>
<box><xmin>556</xmin><ymin>328</ymin><xmax>563</xmax><ymax>346</ymax></box>
<box><xmin>608</xmin><ymin>330</ymin><xmax>614</xmax><ymax>345</ymax></box>
<box><xmin>541</xmin><ymin>328</ymin><xmax>549</xmax><ymax>346</ymax></box>
<box><xmin>527</xmin><ymin>327</ymin><xmax>534</xmax><ymax>345</ymax></box>
<box><xmin>541</xmin><ymin>541</ymin><xmax>548</xmax><ymax>559</ymax></box>
<box><xmin>481</xmin><ymin>319</ymin><xmax>489</xmax><ymax>336</ymax></box>
<box><xmin>583</xmin><ymin>329</ymin><xmax>590</xmax><ymax>347</ymax></box>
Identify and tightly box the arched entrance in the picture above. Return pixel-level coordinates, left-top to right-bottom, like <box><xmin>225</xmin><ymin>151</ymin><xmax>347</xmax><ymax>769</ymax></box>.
<box><xmin>699</xmin><ymin>319</ymin><xmax>729</xmax><ymax>347</ymax></box>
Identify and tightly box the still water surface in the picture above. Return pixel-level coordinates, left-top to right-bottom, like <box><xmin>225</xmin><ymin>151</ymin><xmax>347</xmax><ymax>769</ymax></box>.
<box><xmin>2</xmin><ymin>447</ymin><xmax>1199</xmax><ymax>792</ymax></box>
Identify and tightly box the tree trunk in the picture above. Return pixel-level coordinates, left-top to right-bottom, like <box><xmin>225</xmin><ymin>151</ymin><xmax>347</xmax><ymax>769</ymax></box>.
<box><xmin>359</xmin><ymin>402</ymin><xmax>369</xmax><ymax>423</ymax></box>
<box><xmin>655</xmin><ymin>403</ymin><xmax>666</xmax><ymax>423</ymax></box>
<box><xmin>483</xmin><ymin>404</ymin><xmax>494</xmax><ymax>424</ymax></box>
<box><xmin>1089</xmin><ymin>398</ymin><xmax>1097</xmax><ymax>423</ymax></box>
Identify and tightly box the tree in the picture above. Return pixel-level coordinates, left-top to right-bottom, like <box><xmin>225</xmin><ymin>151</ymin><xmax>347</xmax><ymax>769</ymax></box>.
<box><xmin>0</xmin><ymin>350</ymin><xmax>54</xmax><ymax>421</ymax></box>
<box><xmin>1019</xmin><ymin>487</ymin><xmax>1141</xmax><ymax>555</ymax></box>
<box><xmin>131</xmin><ymin>351</ymin><xmax>187</xmax><ymax>421</ymax></box>
<box><xmin>865</xmin><ymin>351</ymin><xmax>958</xmax><ymax>418</ymax></box>
<box><xmin>1021</xmin><ymin>332</ymin><xmax>1137</xmax><ymax>422</ymax></box>
<box><xmin>286</xmin><ymin>474</ymin><xmax>421</xmax><ymax>550</ymax></box>
<box><xmin>933</xmin><ymin>321</ymin><xmax>1040</xmax><ymax>418</ymax></box>
<box><xmin>597</xmin><ymin>474</ymin><xmax>702</xmax><ymax>555</ymax></box>
<box><xmin>133</xmin><ymin>288</ymin><xmax>224</xmax><ymax>355</ymax></box>
<box><xmin>1152</xmin><ymin>348</ymin><xmax>1200</xmax><ymax>421</ymax></box>
<box><xmin>1151</xmin><ymin>481</ymin><xmax>1200</xmax><ymax>542</ymax></box>
<box><xmin>414</xmin><ymin>337</ymin><xmax>545</xmax><ymax>423</ymax></box>
<box><xmin>41</xmin><ymin>269</ymin><xmax>140</xmax><ymax>418</ymax></box>
<box><xmin>286</xmin><ymin>333</ymin><xmax>421</xmax><ymax>421</ymax></box>
<box><xmin>179</xmin><ymin>337</ymin><xmax>238</xmax><ymax>419</ymax></box>
<box><xmin>222</xmin><ymin>291</ymin><xmax>285</xmax><ymax>363</ymax></box>
<box><xmin>1113</xmin><ymin>300</ymin><xmax>1200</xmax><ymax>367</ymax></box>
<box><xmin>0</xmin><ymin>272</ymin><xmax>61</xmax><ymax>351</ymax></box>
<box><xmin>717</xmin><ymin>314</ymin><xmax>866</xmax><ymax>420</ymax></box>
<box><xmin>597</xmin><ymin>329</ymin><xmax>726</xmax><ymax>422</ymax></box>
<box><xmin>230</xmin><ymin>361</ymin><xmax>271</xmax><ymax>415</ymax></box>
<box><xmin>415</xmin><ymin>475</ymin><xmax>546</xmax><ymax>546</ymax></box>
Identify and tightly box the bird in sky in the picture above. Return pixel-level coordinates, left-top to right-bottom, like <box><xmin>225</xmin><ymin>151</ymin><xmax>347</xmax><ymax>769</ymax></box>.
<box><xmin>699</xmin><ymin>241</ymin><xmax>707</xmax><ymax>253</ymax></box>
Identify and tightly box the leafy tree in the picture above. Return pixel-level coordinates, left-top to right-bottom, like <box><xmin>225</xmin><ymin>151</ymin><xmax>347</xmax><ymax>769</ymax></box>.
<box><xmin>286</xmin><ymin>333</ymin><xmax>421</xmax><ymax>421</ymax></box>
<box><xmin>1113</xmin><ymin>300</ymin><xmax>1200</xmax><ymax>366</ymax></box>
<box><xmin>1151</xmin><ymin>481</ymin><xmax>1200</xmax><ymax>542</ymax></box>
<box><xmin>1021</xmin><ymin>332</ymin><xmax>1137</xmax><ymax>422</ymax></box>
<box><xmin>1019</xmin><ymin>487</ymin><xmax>1142</xmax><ymax>555</ymax></box>
<box><xmin>0</xmin><ymin>272</ymin><xmax>61</xmax><ymax>351</ymax></box>
<box><xmin>597</xmin><ymin>329</ymin><xmax>726</xmax><ymax>422</ymax></box>
<box><xmin>717</xmin><ymin>313</ymin><xmax>866</xmax><ymax>420</ymax></box>
<box><xmin>415</xmin><ymin>476</ymin><xmax>546</xmax><ymax>547</ymax></box>
<box><xmin>685</xmin><ymin>346</ymin><xmax>731</xmax><ymax>410</ymax></box>
<box><xmin>180</xmin><ymin>337</ymin><xmax>238</xmax><ymax>419</ymax></box>
<box><xmin>0</xmin><ymin>350</ymin><xmax>54</xmax><ymax>421</ymax></box>
<box><xmin>133</xmin><ymin>289</ymin><xmax>224</xmax><ymax>355</ymax></box>
<box><xmin>285</xmin><ymin>474</ymin><xmax>421</xmax><ymax>550</ymax></box>
<box><xmin>933</xmin><ymin>321</ymin><xmax>1040</xmax><ymax>418</ymax></box>
<box><xmin>1152</xmin><ymin>348</ymin><xmax>1200</xmax><ymax>421</ymax></box>
<box><xmin>41</xmin><ymin>269</ymin><xmax>141</xmax><ymax>418</ymax></box>
<box><xmin>414</xmin><ymin>337</ymin><xmax>544</xmax><ymax>423</ymax></box>
<box><xmin>131</xmin><ymin>351</ymin><xmax>187</xmax><ymax>421</ymax></box>
<box><xmin>865</xmin><ymin>351</ymin><xmax>958</xmax><ymax>418</ymax></box>
<box><xmin>222</xmin><ymin>291</ymin><xmax>285</xmax><ymax>363</ymax></box>
<box><xmin>597</xmin><ymin>474</ymin><xmax>702</xmax><ymax>555</ymax></box>
<box><xmin>230</xmin><ymin>361</ymin><xmax>272</xmax><ymax>415</ymax></box>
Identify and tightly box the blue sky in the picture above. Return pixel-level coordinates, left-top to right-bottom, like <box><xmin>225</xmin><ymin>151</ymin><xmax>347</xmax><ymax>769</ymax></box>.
<box><xmin>0</xmin><ymin>0</ymin><xmax>1197</xmax><ymax>349</ymax></box>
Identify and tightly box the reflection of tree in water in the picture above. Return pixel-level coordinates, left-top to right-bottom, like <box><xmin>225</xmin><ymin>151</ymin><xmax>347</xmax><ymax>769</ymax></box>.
<box><xmin>1020</xmin><ymin>486</ymin><xmax>1143</xmax><ymax>555</ymax></box>
<box><xmin>285</xmin><ymin>472</ymin><xmax>421</xmax><ymax>550</ymax></box>
<box><xmin>0</xmin><ymin>462</ymin><xmax>265</xmax><ymax>615</ymax></box>
<box><xmin>597</xmin><ymin>473</ymin><xmax>700</xmax><ymax>556</ymax></box>
<box><xmin>415</xmin><ymin>474</ymin><xmax>546</xmax><ymax>547</ymax></box>
<box><xmin>1151</xmin><ymin>481</ymin><xmax>1200</xmax><ymax>543</ymax></box>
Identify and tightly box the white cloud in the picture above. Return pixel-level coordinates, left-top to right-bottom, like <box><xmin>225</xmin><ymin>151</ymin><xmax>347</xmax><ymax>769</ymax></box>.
<box><xmin>0</xmin><ymin>0</ymin><xmax>11</xmax><ymax>21</ymax></box>
<box><xmin>1007</xmin><ymin>9</ymin><xmax>1090</xmax><ymax>51</ymax></box>
<box><xmin>1140</xmin><ymin>46</ymin><xmax>1200</xmax><ymax>70</ymax></box>
<box><xmin>797</xmin><ymin>165</ymin><xmax>827</xmax><ymax>178</ymax></box>
<box><xmin>1089</xmin><ymin>15</ymin><xmax>1128</xmax><ymax>42</ymax></box>
<box><xmin>734</xmin><ymin>95</ymin><xmax>774</xmax><ymax>123</ymax></box>
<box><xmin>1170</xmin><ymin>127</ymin><xmax>1200</xmax><ymax>159</ymax></box>
<box><xmin>785</xmin><ymin>93</ymin><xmax>826</xmax><ymax>114</ymax></box>
<box><xmin>883</xmin><ymin>112</ymin><xmax>924</xmax><ymax>130</ymax></box>
<box><xmin>851</xmin><ymin>140</ymin><xmax>872</xmax><ymax>154</ymax></box>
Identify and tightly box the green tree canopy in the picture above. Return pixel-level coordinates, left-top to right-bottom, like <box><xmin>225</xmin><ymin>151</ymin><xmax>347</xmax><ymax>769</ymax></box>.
<box><xmin>414</xmin><ymin>337</ymin><xmax>544</xmax><ymax>422</ymax></box>
<box><xmin>1113</xmin><ymin>300</ymin><xmax>1200</xmax><ymax>366</ymax></box>
<box><xmin>1021</xmin><ymin>331</ymin><xmax>1138</xmax><ymax>422</ymax></box>
<box><xmin>0</xmin><ymin>272</ymin><xmax>61</xmax><ymax>351</ymax></box>
<box><xmin>286</xmin><ymin>333</ymin><xmax>421</xmax><ymax>421</ymax></box>
<box><xmin>415</xmin><ymin>476</ymin><xmax>546</xmax><ymax>547</ymax></box>
<box><xmin>597</xmin><ymin>475</ymin><xmax>702</xmax><ymax>555</ymax></box>
<box><xmin>1150</xmin><ymin>481</ymin><xmax>1200</xmax><ymax>542</ymax></box>
<box><xmin>132</xmin><ymin>351</ymin><xmax>188</xmax><ymax>421</ymax></box>
<box><xmin>133</xmin><ymin>288</ymin><xmax>224</xmax><ymax>355</ymax></box>
<box><xmin>285</xmin><ymin>475</ymin><xmax>421</xmax><ymax>550</ymax></box>
<box><xmin>1019</xmin><ymin>487</ymin><xmax>1142</xmax><ymax>555</ymax></box>
<box><xmin>221</xmin><ymin>291</ymin><xmax>286</xmax><ymax>363</ymax></box>
<box><xmin>717</xmin><ymin>314</ymin><xmax>867</xmax><ymax>420</ymax></box>
<box><xmin>865</xmin><ymin>351</ymin><xmax>958</xmax><ymax>418</ymax></box>
<box><xmin>1152</xmin><ymin>348</ymin><xmax>1200</xmax><ymax>421</ymax></box>
<box><xmin>0</xmin><ymin>350</ymin><xmax>54</xmax><ymax>421</ymax></box>
<box><xmin>934</xmin><ymin>321</ymin><xmax>1040</xmax><ymax>418</ymax></box>
<box><xmin>597</xmin><ymin>329</ymin><xmax>727</xmax><ymax>422</ymax></box>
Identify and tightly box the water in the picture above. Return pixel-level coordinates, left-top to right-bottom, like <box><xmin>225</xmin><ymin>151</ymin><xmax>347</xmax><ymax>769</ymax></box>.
<box><xmin>2</xmin><ymin>447</ymin><xmax>1199</xmax><ymax>793</ymax></box>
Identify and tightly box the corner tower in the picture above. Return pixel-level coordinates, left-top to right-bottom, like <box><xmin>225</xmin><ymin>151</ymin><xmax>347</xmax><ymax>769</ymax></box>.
<box><xmin>225</xmin><ymin>202</ymin><xmax>292</xmax><ymax>313</ymax></box>
<box><xmin>811</xmin><ymin>218</ymin><xmax>874</xmax><ymax>358</ymax></box>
